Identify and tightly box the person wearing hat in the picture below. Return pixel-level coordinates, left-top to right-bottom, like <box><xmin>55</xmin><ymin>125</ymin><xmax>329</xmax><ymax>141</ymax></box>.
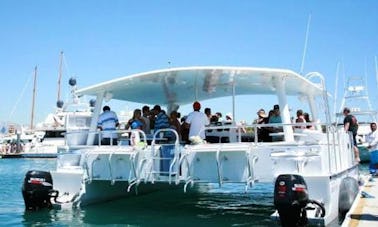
<box><xmin>254</xmin><ymin>108</ymin><xmax>270</xmax><ymax>142</ymax></box>
<box><xmin>185</xmin><ymin>101</ymin><xmax>209</xmax><ymax>140</ymax></box>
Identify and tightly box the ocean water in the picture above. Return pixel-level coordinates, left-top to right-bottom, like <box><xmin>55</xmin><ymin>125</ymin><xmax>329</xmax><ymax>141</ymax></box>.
<box><xmin>0</xmin><ymin>158</ymin><xmax>276</xmax><ymax>227</ymax></box>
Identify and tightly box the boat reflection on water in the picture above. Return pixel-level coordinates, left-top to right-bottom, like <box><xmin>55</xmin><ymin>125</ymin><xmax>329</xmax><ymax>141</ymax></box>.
<box><xmin>22</xmin><ymin>183</ymin><xmax>275</xmax><ymax>226</ymax></box>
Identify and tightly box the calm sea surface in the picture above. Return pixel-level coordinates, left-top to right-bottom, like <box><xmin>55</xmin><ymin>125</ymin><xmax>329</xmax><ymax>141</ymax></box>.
<box><xmin>0</xmin><ymin>158</ymin><xmax>280</xmax><ymax>227</ymax></box>
<box><xmin>0</xmin><ymin>158</ymin><xmax>369</xmax><ymax>227</ymax></box>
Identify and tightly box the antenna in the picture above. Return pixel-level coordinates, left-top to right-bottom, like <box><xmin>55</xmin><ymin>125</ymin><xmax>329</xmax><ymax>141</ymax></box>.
<box><xmin>30</xmin><ymin>66</ymin><xmax>37</xmax><ymax>130</ymax></box>
<box><xmin>57</xmin><ymin>51</ymin><xmax>64</xmax><ymax>102</ymax></box>
<box><xmin>300</xmin><ymin>14</ymin><xmax>312</xmax><ymax>75</ymax></box>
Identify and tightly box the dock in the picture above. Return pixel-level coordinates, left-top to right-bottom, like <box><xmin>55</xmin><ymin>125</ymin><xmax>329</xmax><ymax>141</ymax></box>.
<box><xmin>342</xmin><ymin>174</ymin><xmax>378</xmax><ymax>226</ymax></box>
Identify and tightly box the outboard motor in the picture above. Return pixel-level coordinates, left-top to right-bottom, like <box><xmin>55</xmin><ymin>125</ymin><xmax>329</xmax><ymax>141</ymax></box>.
<box><xmin>274</xmin><ymin>174</ymin><xmax>310</xmax><ymax>227</ymax></box>
<box><xmin>22</xmin><ymin>170</ymin><xmax>58</xmax><ymax>210</ymax></box>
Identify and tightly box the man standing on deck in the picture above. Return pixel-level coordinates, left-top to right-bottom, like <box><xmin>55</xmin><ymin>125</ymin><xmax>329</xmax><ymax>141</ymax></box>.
<box><xmin>343</xmin><ymin>107</ymin><xmax>360</xmax><ymax>162</ymax></box>
<box><xmin>141</xmin><ymin>105</ymin><xmax>151</xmax><ymax>134</ymax></box>
<box><xmin>366</xmin><ymin>122</ymin><xmax>378</xmax><ymax>173</ymax></box>
<box><xmin>185</xmin><ymin>101</ymin><xmax>209</xmax><ymax>140</ymax></box>
<box><xmin>97</xmin><ymin>105</ymin><xmax>120</xmax><ymax>145</ymax></box>
<box><xmin>152</xmin><ymin>105</ymin><xmax>172</xmax><ymax>140</ymax></box>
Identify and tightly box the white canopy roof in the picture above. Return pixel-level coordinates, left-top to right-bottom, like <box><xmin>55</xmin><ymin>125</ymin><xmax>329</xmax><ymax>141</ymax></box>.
<box><xmin>76</xmin><ymin>66</ymin><xmax>324</xmax><ymax>106</ymax></box>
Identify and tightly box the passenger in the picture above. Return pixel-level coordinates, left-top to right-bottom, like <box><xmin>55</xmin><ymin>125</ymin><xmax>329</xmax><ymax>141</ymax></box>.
<box><xmin>268</xmin><ymin>105</ymin><xmax>283</xmax><ymax>141</ymax></box>
<box><xmin>303</xmin><ymin>112</ymin><xmax>315</xmax><ymax>129</ymax></box>
<box><xmin>269</xmin><ymin>105</ymin><xmax>282</xmax><ymax>124</ymax></box>
<box><xmin>125</xmin><ymin>109</ymin><xmax>144</xmax><ymax>146</ymax></box>
<box><xmin>184</xmin><ymin>101</ymin><xmax>209</xmax><ymax>140</ymax></box>
<box><xmin>366</xmin><ymin>122</ymin><xmax>378</xmax><ymax>173</ymax></box>
<box><xmin>225</xmin><ymin>113</ymin><xmax>233</xmax><ymax>122</ymax></box>
<box><xmin>180</xmin><ymin>116</ymin><xmax>189</xmax><ymax>144</ymax></box>
<box><xmin>152</xmin><ymin>105</ymin><xmax>171</xmax><ymax>139</ymax></box>
<box><xmin>254</xmin><ymin>108</ymin><xmax>270</xmax><ymax>142</ymax></box>
<box><xmin>204</xmin><ymin>108</ymin><xmax>212</xmax><ymax>121</ymax></box>
<box><xmin>169</xmin><ymin>110</ymin><xmax>181</xmax><ymax>141</ymax></box>
<box><xmin>210</xmin><ymin>115</ymin><xmax>219</xmax><ymax>124</ymax></box>
<box><xmin>343</xmin><ymin>107</ymin><xmax>360</xmax><ymax>162</ymax></box>
<box><xmin>141</xmin><ymin>105</ymin><xmax>151</xmax><ymax>134</ymax></box>
<box><xmin>215</xmin><ymin>112</ymin><xmax>223</xmax><ymax>122</ymax></box>
<box><xmin>125</xmin><ymin>109</ymin><xmax>145</xmax><ymax>130</ymax></box>
<box><xmin>295</xmin><ymin>109</ymin><xmax>306</xmax><ymax>129</ymax></box>
<box><xmin>97</xmin><ymin>105</ymin><xmax>120</xmax><ymax>145</ymax></box>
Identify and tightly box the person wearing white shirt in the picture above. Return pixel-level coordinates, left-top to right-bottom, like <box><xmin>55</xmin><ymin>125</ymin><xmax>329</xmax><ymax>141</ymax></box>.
<box><xmin>367</xmin><ymin>122</ymin><xmax>378</xmax><ymax>151</ymax></box>
<box><xmin>367</xmin><ymin>122</ymin><xmax>378</xmax><ymax>173</ymax></box>
<box><xmin>185</xmin><ymin>101</ymin><xmax>209</xmax><ymax>140</ymax></box>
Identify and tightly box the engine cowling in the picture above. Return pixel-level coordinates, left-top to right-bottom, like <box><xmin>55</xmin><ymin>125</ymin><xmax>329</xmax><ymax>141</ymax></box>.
<box><xmin>274</xmin><ymin>174</ymin><xmax>309</xmax><ymax>227</ymax></box>
<box><xmin>22</xmin><ymin>170</ymin><xmax>56</xmax><ymax>210</ymax></box>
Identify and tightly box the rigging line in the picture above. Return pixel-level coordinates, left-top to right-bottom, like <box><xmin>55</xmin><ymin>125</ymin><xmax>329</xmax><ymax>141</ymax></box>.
<box><xmin>300</xmin><ymin>14</ymin><xmax>311</xmax><ymax>75</ymax></box>
<box><xmin>8</xmin><ymin>70</ymin><xmax>34</xmax><ymax>121</ymax></box>
<box><xmin>62</xmin><ymin>51</ymin><xmax>71</xmax><ymax>79</ymax></box>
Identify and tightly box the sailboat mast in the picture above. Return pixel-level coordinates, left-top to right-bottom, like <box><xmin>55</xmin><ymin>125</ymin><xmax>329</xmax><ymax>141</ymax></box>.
<box><xmin>57</xmin><ymin>51</ymin><xmax>64</xmax><ymax>102</ymax></box>
<box><xmin>30</xmin><ymin>66</ymin><xmax>37</xmax><ymax>130</ymax></box>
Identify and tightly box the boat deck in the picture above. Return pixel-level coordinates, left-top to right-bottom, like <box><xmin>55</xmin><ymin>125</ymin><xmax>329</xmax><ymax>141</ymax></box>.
<box><xmin>342</xmin><ymin>174</ymin><xmax>378</xmax><ymax>226</ymax></box>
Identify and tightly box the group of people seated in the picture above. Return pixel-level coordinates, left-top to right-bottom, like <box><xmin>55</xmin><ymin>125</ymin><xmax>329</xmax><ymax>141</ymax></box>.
<box><xmin>253</xmin><ymin>105</ymin><xmax>314</xmax><ymax>142</ymax></box>
<box><xmin>96</xmin><ymin>102</ymin><xmax>231</xmax><ymax>145</ymax></box>
<box><xmin>95</xmin><ymin>103</ymin><xmax>315</xmax><ymax>145</ymax></box>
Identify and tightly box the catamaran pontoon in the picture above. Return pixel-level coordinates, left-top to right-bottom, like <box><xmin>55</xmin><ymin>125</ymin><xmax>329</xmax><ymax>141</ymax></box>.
<box><xmin>22</xmin><ymin>66</ymin><xmax>359</xmax><ymax>226</ymax></box>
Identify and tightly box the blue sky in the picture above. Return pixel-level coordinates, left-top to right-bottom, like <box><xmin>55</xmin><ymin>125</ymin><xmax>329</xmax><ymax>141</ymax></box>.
<box><xmin>1</xmin><ymin>0</ymin><xmax>378</xmax><ymax>126</ymax></box>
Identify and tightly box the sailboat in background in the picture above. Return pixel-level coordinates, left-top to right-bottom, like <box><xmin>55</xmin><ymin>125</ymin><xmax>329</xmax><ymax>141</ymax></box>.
<box><xmin>0</xmin><ymin>52</ymin><xmax>95</xmax><ymax>158</ymax></box>
<box><xmin>0</xmin><ymin>66</ymin><xmax>45</xmax><ymax>158</ymax></box>
<box><xmin>336</xmin><ymin>65</ymin><xmax>378</xmax><ymax>162</ymax></box>
<box><xmin>28</xmin><ymin>52</ymin><xmax>94</xmax><ymax>157</ymax></box>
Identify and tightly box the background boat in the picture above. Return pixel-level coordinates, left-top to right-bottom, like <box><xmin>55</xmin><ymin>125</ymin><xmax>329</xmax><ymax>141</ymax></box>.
<box><xmin>336</xmin><ymin>76</ymin><xmax>378</xmax><ymax>163</ymax></box>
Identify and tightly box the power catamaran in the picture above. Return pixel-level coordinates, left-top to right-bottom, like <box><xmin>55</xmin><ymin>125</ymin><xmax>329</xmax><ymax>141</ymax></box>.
<box><xmin>22</xmin><ymin>66</ymin><xmax>359</xmax><ymax>226</ymax></box>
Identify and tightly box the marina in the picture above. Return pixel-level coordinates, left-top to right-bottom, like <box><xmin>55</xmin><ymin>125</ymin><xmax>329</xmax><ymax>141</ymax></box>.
<box><xmin>1</xmin><ymin>1</ymin><xmax>378</xmax><ymax>226</ymax></box>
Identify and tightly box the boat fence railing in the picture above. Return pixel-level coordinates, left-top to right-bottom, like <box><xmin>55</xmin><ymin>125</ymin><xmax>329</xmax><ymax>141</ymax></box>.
<box><xmin>64</xmin><ymin>129</ymin><xmax>148</xmax><ymax>147</ymax></box>
<box><xmin>203</xmin><ymin>122</ymin><xmax>326</xmax><ymax>143</ymax></box>
<box><xmin>203</xmin><ymin>122</ymin><xmax>355</xmax><ymax>174</ymax></box>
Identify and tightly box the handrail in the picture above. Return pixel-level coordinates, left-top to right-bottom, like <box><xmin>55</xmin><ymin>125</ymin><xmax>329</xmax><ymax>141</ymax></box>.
<box><xmin>146</xmin><ymin>128</ymin><xmax>181</xmax><ymax>183</ymax></box>
<box><xmin>64</xmin><ymin>129</ymin><xmax>147</xmax><ymax>146</ymax></box>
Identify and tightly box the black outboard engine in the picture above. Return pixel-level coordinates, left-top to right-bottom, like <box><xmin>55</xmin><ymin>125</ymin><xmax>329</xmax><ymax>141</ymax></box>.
<box><xmin>274</xmin><ymin>174</ymin><xmax>310</xmax><ymax>227</ymax></box>
<box><xmin>22</xmin><ymin>170</ymin><xmax>57</xmax><ymax>210</ymax></box>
